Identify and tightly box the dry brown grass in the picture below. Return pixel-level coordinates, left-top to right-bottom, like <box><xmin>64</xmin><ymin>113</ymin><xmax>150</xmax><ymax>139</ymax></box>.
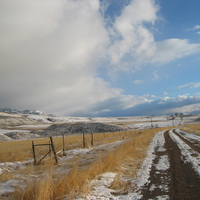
<box><xmin>0</xmin><ymin>140</ymin><xmax>32</xmax><ymax>162</ymax></box>
<box><xmin>180</xmin><ymin>123</ymin><xmax>200</xmax><ymax>135</ymax></box>
<box><xmin>0</xmin><ymin>130</ymin><xmax>135</xmax><ymax>163</ymax></box>
<box><xmin>9</xmin><ymin>127</ymin><xmax>169</xmax><ymax>200</ymax></box>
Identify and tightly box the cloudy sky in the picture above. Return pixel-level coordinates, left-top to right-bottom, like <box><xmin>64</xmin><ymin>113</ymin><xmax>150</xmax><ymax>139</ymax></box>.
<box><xmin>1</xmin><ymin>0</ymin><xmax>200</xmax><ymax>117</ymax></box>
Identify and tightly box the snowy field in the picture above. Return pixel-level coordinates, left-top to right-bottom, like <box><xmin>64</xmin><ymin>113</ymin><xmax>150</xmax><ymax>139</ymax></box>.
<box><xmin>0</xmin><ymin>130</ymin><xmax>164</xmax><ymax>198</ymax></box>
<box><xmin>1</xmin><ymin>121</ymin><xmax>200</xmax><ymax>198</ymax></box>
<box><xmin>0</xmin><ymin>114</ymin><xmax>199</xmax><ymax>140</ymax></box>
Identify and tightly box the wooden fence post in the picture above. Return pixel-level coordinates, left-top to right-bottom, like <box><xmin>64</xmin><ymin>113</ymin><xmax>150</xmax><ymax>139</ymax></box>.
<box><xmin>32</xmin><ymin>137</ymin><xmax>59</xmax><ymax>165</ymax></box>
<box><xmin>49</xmin><ymin>140</ymin><xmax>52</xmax><ymax>157</ymax></box>
<box><xmin>50</xmin><ymin>137</ymin><xmax>58</xmax><ymax>164</ymax></box>
<box><xmin>32</xmin><ymin>141</ymin><xmax>36</xmax><ymax>165</ymax></box>
<box><xmin>91</xmin><ymin>133</ymin><xmax>94</xmax><ymax>146</ymax></box>
<box><xmin>83</xmin><ymin>132</ymin><xmax>86</xmax><ymax>148</ymax></box>
<box><xmin>62</xmin><ymin>133</ymin><xmax>66</xmax><ymax>156</ymax></box>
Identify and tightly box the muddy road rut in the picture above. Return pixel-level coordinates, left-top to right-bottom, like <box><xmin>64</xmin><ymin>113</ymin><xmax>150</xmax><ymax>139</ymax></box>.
<box><xmin>140</xmin><ymin>129</ymin><xmax>200</xmax><ymax>200</ymax></box>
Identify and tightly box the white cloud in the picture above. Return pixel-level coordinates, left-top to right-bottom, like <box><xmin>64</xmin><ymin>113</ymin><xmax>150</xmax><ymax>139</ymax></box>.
<box><xmin>148</xmin><ymin>39</ymin><xmax>200</xmax><ymax>64</ymax></box>
<box><xmin>178</xmin><ymin>82</ymin><xmax>200</xmax><ymax>89</ymax></box>
<box><xmin>151</xmin><ymin>71</ymin><xmax>160</xmax><ymax>81</ymax></box>
<box><xmin>107</xmin><ymin>2</ymin><xmax>200</xmax><ymax>74</ymax></box>
<box><xmin>192</xmin><ymin>25</ymin><xmax>200</xmax><ymax>30</ymax></box>
<box><xmin>167</xmin><ymin>103</ymin><xmax>200</xmax><ymax>114</ymax></box>
<box><xmin>0</xmin><ymin>0</ymin><xmax>115</xmax><ymax>116</ymax></box>
<box><xmin>95</xmin><ymin>95</ymin><xmax>200</xmax><ymax>116</ymax></box>
<box><xmin>133</xmin><ymin>79</ymin><xmax>143</xmax><ymax>84</ymax></box>
<box><xmin>1</xmin><ymin>0</ymin><xmax>200</xmax><ymax>116</ymax></box>
<box><xmin>188</xmin><ymin>25</ymin><xmax>200</xmax><ymax>36</ymax></box>
<box><xmin>107</xmin><ymin>0</ymin><xmax>200</xmax><ymax>70</ymax></box>
<box><xmin>108</xmin><ymin>0</ymin><xmax>159</xmax><ymax>67</ymax></box>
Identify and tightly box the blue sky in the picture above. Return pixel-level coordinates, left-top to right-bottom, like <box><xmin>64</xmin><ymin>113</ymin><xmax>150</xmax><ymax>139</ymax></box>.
<box><xmin>0</xmin><ymin>0</ymin><xmax>200</xmax><ymax>117</ymax></box>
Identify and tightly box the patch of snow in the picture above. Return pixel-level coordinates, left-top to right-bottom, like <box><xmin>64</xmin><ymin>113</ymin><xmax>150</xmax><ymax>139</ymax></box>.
<box><xmin>59</xmin><ymin>140</ymin><xmax>124</xmax><ymax>164</ymax></box>
<box><xmin>169</xmin><ymin>130</ymin><xmax>200</xmax><ymax>176</ymax></box>
<box><xmin>0</xmin><ymin>179</ymin><xmax>26</xmax><ymax>196</ymax></box>
<box><xmin>156</xmin><ymin>155</ymin><xmax>170</xmax><ymax>171</ymax></box>
<box><xmin>136</xmin><ymin>131</ymin><xmax>166</xmax><ymax>188</ymax></box>
<box><xmin>131</xmin><ymin>121</ymin><xmax>173</xmax><ymax>129</ymax></box>
<box><xmin>176</xmin><ymin>129</ymin><xmax>200</xmax><ymax>143</ymax></box>
<box><xmin>0</xmin><ymin>160</ymin><xmax>32</xmax><ymax>175</ymax></box>
<box><xmin>76</xmin><ymin>172</ymin><xmax>117</xmax><ymax>200</ymax></box>
<box><xmin>149</xmin><ymin>195</ymin><xmax>170</xmax><ymax>200</ymax></box>
<box><xmin>16</xmin><ymin>124</ymin><xmax>51</xmax><ymax>129</ymax></box>
<box><xmin>75</xmin><ymin>172</ymin><xmax>143</xmax><ymax>200</ymax></box>
<box><xmin>0</xmin><ymin>180</ymin><xmax>17</xmax><ymax>194</ymax></box>
<box><xmin>76</xmin><ymin>130</ymin><xmax>168</xmax><ymax>199</ymax></box>
<box><xmin>149</xmin><ymin>184</ymin><xmax>156</xmax><ymax>191</ymax></box>
<box><xmin>0</xmin><ymin>129</ymin><xmax>29</xmax><ymax>135</ymax></box>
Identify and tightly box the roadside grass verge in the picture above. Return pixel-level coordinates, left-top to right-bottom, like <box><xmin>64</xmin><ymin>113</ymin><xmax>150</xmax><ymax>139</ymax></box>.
<box><xmin>180</xmin><ymin>123</ymin><xmax>200</xmax><ymax>135</ymax></box>
<box><xmin>0</xmin><ymin>130</ymin><xmax>135</xmax><ymax>183</ymax></box>
<box><xmin>0</xmin><ymin>130</ymin><xmax>136</xmax><ymax>163</ymax></box>
<box><xmin>11</xmin><ymin>127</ymin><xmax>169</xmax><ymax>200</ymax></box>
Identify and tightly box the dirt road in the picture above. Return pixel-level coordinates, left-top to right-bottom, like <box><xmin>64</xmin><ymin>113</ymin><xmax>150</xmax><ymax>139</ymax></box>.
<box><xmin>140</xmin><ymin>129</ymin><xmax>200</xmax><ymax>199</ymax></box>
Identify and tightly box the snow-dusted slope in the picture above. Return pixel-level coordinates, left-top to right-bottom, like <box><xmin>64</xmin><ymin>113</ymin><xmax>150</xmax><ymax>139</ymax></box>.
<box><xmin>0</xmin><ymin>113</ymin><xmax>39</xmax><ymax>126</ymax></box>
<box><xmin>44</xmin><ymin>122</ymin><xmax>124</xmax><ymax>135</ymax></box>
<box><xmin>0</xmin><ymin>108</ymin><xmax>55</xmax><ymax>116</ymax></box>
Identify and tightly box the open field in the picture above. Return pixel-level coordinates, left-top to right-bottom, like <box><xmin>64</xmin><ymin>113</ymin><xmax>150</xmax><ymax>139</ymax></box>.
<box><xmin>180</xmin><ymin>123</ymin><xmax>200</xmax><ymax>135</ymax></box>
<box><xmin>0</xmin><ymin>127</ymin><xmax>169</xmax><ymax>199</ymax></box>
<box><xmin>1</xmin><ymin>113</ymin><xmax>200</xmax><ymax>199</ymax></box>
<box><xmin>0</xmin><ymin>129</ymin><xmax>137</xmax><ymax>163</ymax></box>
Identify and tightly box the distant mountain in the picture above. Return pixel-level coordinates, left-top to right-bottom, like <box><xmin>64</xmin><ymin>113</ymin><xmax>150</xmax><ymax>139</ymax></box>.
<box><xmin>0</xmin><ymin>108</ymin><xmax>56</xmax><ymax>116</ymax></box>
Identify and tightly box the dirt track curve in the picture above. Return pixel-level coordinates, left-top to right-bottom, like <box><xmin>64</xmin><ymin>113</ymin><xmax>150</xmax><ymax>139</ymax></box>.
<box><xmin>140</xmin><ymin>129</ymin><xmax>200</xmax><ymax>200</ymax></box>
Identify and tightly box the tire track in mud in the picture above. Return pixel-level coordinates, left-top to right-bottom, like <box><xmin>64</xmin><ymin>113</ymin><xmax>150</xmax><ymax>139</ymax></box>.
<box><xmin>140</xmin><ymin>130</ymin><xmax>200</xmax><ymax>200</ymax></box>
<box><xmin>173</xmin><ymin>129</ymin><xmax>200</xmax><ymax>153</ymax></box>
<box><xmin>165</xmin><ymin>130</ymin><xmax>200</xmax><ymax>199</ymax></box>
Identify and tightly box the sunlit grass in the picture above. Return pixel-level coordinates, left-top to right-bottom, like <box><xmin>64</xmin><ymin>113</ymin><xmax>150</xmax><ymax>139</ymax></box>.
<box><xmin>0</xmin><ymin>130</ymin><xmax>137</xmax><ymax>163</ymax></box>
<box><xmin>180</xmin><ymin>123</ymin><xmax>200</xmax><ymax>135</ymax></box>
<box><xmin>10</xmin><ymin>127</ymin><xmax>169</xmax><ymax>200</ymax></box>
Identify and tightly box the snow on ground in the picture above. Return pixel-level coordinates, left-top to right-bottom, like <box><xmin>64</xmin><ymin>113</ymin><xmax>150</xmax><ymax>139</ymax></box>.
<box><xmin>136</xmin><ymin>131</ymin><xmax>168</xmax><ymax>188</ymax></box>
<box><xmin>177</xmin><ymin>129</ymin><xmax>200</xmax><ymax>141</ymax></box>
<box><xmin>25</xmin><ymin>114</ymin><xmax>173</xmax><ymax>125</ymax></box>
<box><xmin>0</xmin><ymin>115</ymin><xmax>199</xmax><ymax>141</ymax></box>
<box><xmin>2</xmin><ymin>128</ymin><xmax>193</xmax><ymax>199</ymax></box>
<box><xmin>1</xmin><ymin>114</ymin><xmax>200</xmax><ymax>198</ymax></box>
<box><xmin>0</xmin><ymin>140</ymin><xmax>125</xmax><ymax>197</ymax></box>
<box><xmin>156</xmin><ymin>155</ymin><xmax>169</xmax><ymax>171</ymax></box>
<box><xmin>0</xmin><ymin>129</ymin><xmax>29</xmax><ymax>135</ymax></box>
<box><xmin>130</xmin><ymin>121</ymin><xmax>173</xmax><ymax>129</ymax></box>
<box><xmin>16</xmin><ymin>124</ymin><xmax>51</xmax><ymax>129</ymax></box>
<box><xmin>75</xmin><ymin>130</ymin><xmax>169</xmax><ymax>200</ymax></box>
<box><xmin>0</xmin><ymin>129</ymin><xmax>40</xmax><ymax>140</ymax></box>
<box><xmin>59</xmin><ymin>140</ymin><xmax>124</xmax><ymax>164</ymax></box>
<box><xmin>2</xmin><ymin>126</ymin><xmax>200</xmax><ymax>199</ymax></box>
<box><xmin>0</xmin><ymin>161</ymin><xmax>32</xmax><ymax>175</ymax></box>
<box><xmin>169</xmin><ymin>129</ymin><xmax>200</xmax><ymax>176</ymax></box>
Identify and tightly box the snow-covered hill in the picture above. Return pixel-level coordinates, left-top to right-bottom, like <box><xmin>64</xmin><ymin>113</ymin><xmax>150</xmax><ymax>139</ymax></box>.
<box><xmin>0</xmin><ymin>113</ymin><xmax>39</xmax><ymax>127</ymax></box>
<box><xmin>43</xmin><ymin>122</ymin><xmax>124</xmax><ymax>135</ymax></box>
<box><xmin>0</xmin><ymin>108</ymin><xmax>55</xmax><ymax>116</ymax></box>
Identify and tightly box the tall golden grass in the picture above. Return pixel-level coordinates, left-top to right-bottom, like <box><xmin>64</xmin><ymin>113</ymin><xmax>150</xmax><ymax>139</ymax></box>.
<box><xmin>180</xmin><ymin>123</ymin><xmax>200</xmax><ymax>135</ymax></box>
<box><xmin>11</xmin><ymin>127</ymin><xmax>169</xmax><ymax>200</ymax></box>
<box><xmin>0</xmin><ymin>130</ymin><xmax>135</xmax><ymax>163</ymax></box>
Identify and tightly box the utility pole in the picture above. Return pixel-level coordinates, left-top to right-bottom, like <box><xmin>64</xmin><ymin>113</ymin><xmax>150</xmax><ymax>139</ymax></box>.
<box><xmin>151</xmin><ymin>115</ymin><xmax>153</xmax><ymax>128</ymax></box>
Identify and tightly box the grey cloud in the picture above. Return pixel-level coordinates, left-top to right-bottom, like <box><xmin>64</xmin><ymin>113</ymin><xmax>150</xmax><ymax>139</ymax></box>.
<box><xmin>178</xmin><ymin>82</ymin><xmax>200</xmax><ymax>89</ymax></box>
<box><xmin>86</xmin><ymin>96</ymin><xmax>200</xmax><ymax>117</ymax></box>
<box><xmin>0</xmin><ymin>0</ymin><xmax>113</xmax><ymax>115</ymax></box>
<box><xmin>1</xmin><ymin>0</ymin><xmax>200</xmax><ymax>117</ymax></box>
